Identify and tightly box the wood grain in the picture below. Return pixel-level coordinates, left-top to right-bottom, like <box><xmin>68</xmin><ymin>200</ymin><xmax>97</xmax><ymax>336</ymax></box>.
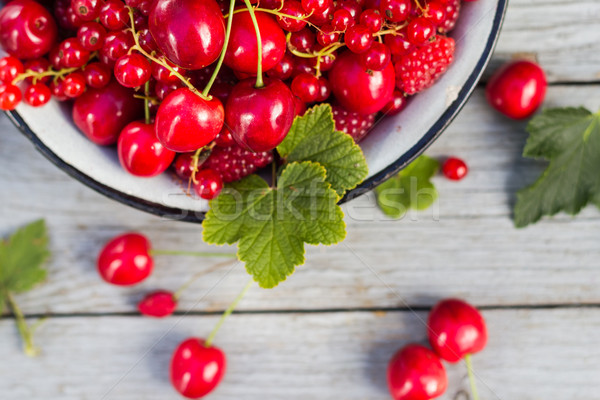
<box><xmin>1</xmin><ymin>308</ymin><xmax>599</xmax><ymax>399</ymax></box>
<box><xmin>1</xmin><ymin>86</ymin><xmax>599</xmax><ymax>314</ymax></box>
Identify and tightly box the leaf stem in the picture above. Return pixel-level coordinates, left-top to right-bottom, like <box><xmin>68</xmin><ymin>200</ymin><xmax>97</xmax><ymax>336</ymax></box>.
<box><xmin>202</xmin><ymin>0</ymin><xmax>236</xmax><ymax>97</ymax></box>
<box><xmin>5</xmin><ymin>293</ymin><xmax>39</xmax><ymax>357</ymax></box>
<box><xmin>465</xmin><ymin>354</ymin><xmax>480</xmax><ymax>400</ymax></box>
<box><xmin>205</xmin><ymin>278</ymin><xmax>254</xmax><ymax>347</ymax></box>
<box><xmin>242</xmin><ymin>0</ymin><xmax>264</xmax><ymax>88</ymax></box>
<box><xmin>150</xmin><ymin>249</ymin><xmax>237</xmax><ymax>258</ymax></box>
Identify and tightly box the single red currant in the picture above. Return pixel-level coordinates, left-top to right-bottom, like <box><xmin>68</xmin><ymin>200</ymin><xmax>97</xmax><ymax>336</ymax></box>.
<box><xmin>406</xmin><ymin>17</ymin><xmax>436</xmax><ymax>46</ymax></box>
<box><xmin>24</xmin><ymin>83</ymin><xmax>51</xmax><ymax>107</ymax></box>
<box><xmin>118</xmin><ymin>121</ymin><xmax>176</xmax><ymax>177</ymax></box>
<box><xmin>345</xmin><ymin>25</ymin><xmax>374</xmax><ymax>54</ymax></box>
<box><xmin>99</xmin><ymin>0</ymin><xmax>128</xmax><ymax>31</ymax></box>
<box><xmin>441</xmin><ymin>157</ymin><xmax>468</xmax><ymax>181</ymax></box>
<box><xmin>59</xmin><ymin>38</ymin><xmax>91</xmax><ymax>68</ymax></box>
<box><xmin>114</xmin><ymin>53</ymin><xmax>151</xmax><ymax>88</ymax></box>
<box><xmin>277</xmin><ymin>0</ymin><xmax>307</xmax><ymax>32</ymax></box>
<box><xmin>151</xmin><ymin>60</ymin><xmax>185</xmax><ymax>84</ymax></box>
<box><xmin>97</xmin><ymin>233</ymin><xmax>153</xmax><ymax>286</ymax></box>
<box><xmin>380</xmin><ymin>0</ymin><xmax>411</xmax><ymax>22</ymax></box>
<box><xmin>214</xmin><ymin>127</ymin><xmax>236</xmax><ymax>147</ymax></box>
<box><xmin>291</xmin><ymin>72</ymin><xmax>320</xmax><ymax>103</ymax></box>
<box><xmin>63</xmin><ymin>72</ymin><xmax>87</xmax><ymax>98</ymax></box>
<box><xmin>0</xmin><ymin>83</ymin><xmax>22</xmax><ymax>111</ymax></box>
<box><xmin>359</xmin><ymin>41</ymin><xmax>391</xmax><ymax>71</ymax></box>
<box><xmin>72</xmin><ymin>0</ymin><xmax>102</xmax><ymax>21</ymax></box>
<box><xmin>173</xmin><ymin>152</ymin><xmax>195</xmax><ymax>180</ymax></box>
<box><xmin>170</xmin><ymin>338</ymin><xmax>226</xmax><ymax>399</ymax></box>
<box><xmin>424</xmin><ymin>1</ymin><xmax>446</xmax><ymax>26</ymax></box>
<box><xmin>387</xmin><ymin>344</ymin><xmax>448</xmax><ymax>400</ymax></box>
<box><xmin>266</xmin><ymin>52</ymin><xmax>294</xmax><ymax>81</ymax></box>
<box><xmin>301</xmin><ymin>0</ymin><xmax>329</xmax><ymax>14</ymax></box>
<box><xmin>289</xmin><ymin>28</ymin><xmax>316</xmax><ymax>52</ymax></box>
<box><xmin>77</xmin><ymin>21</ymin><xmax>107</xmax><ymax>51</ymax></box>
<box><xmin>315</xmin><ymin>77</ymin><xmax>331</xmax><ymax>102</ymax></box>
<box><xmin>316</xmin><ymin>24</ymin><xmax>339</xmax><ymax>46</ymax></box>
<box><xmin>428</xmin><ymin>298</ymin><xmax>488</xmax><ymax>362</ymax></box>
<box><xmin>359</xmin><ymin>8</ymin><xmax>383</xmax><ymax>32</ymax></box>
<box><xmin>23</xmin><ymin>58</ymin><xmax>51</xmax><ymax>84</ymax></box>
<box><xmin>332</xmin><ymin>8</ymin><xmax>355</xmax><ymax>31</ymax></box>
<box><xmin>336</xmin><ymin>0</ymin><xmax>362</xmax><ymax>21</ymax></box>
<box><xmin>83</xmin><ymin>62</ymin><xmax>112</xmax><ymax>89</ymax></box>
<box><xmin>384</xmin><ymin>32</ymin><xmax>412</xmax><ymax>56</ymax></box>
<box><xmin>194</xmin><ymin>169</ymin><xmax>223</xmax><ymax>200</ymax></box>
<box><xmin>485</xmin><ymin>60</ymin><xmax>547</xmax><ymax>119</ymax></box>
<box><xmin>100</xmin><ymin>30</ymin><xmax>135</xmax><ymax>67</ymax></box>
<box><xmin>49</xmin><ymin>79</ymin><xmax>68</xmax><ymax>101</ymax></box>
<box><xmin>0</xmin><ymin>56</ymin><xmax>24</xmax><ymax>84</ymax></box>
<box><xmin>138</xmin><ymin>290</ymin><xmax>177</xmax><ymax>318</ymax></box>
<box><xmin>381</xmin><ymin>90</ymin><xmax>407</xmax><ymax>115</ymax></box>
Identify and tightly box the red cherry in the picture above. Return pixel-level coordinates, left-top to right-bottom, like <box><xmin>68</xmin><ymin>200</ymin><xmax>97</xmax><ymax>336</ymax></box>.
<box><xmin>114</xmin><ymin>53</ymin><xmax>151</xmax><ymax>88</ymax></box>
<box><xmin>138</xmin><ymin>290</ymin><xmax>177</xmax><ymax>317</ymax></box>
<box><xmin>77</xmin><ymin>21</ymin><xmax>107</xmax><ymax>51</ymax></box>
<box><xmin>62</xmin><ymin>72</ymin><xmax>87</xmax><ymax>98</ymax></box>
<box><xmin>406</xmin><ymin>17</ymin><xmax>436</xmax><ymax>46</ymax></box>
<box><xmin>99</xmin><ymin>0</ymin><xmax>128</xmax><ymax>31</ymax></box>
<box><xmin>97</xmin><ymin>233</ymin><xmax>153</xmax><ymax>286</ymax></box>
<box><xmin>194</xmin><ymin>169</ymin><xmax>223</xmax><ymax>200</ymax></box>
<box><xmin>170</xmin><ymin>338</ymin><xmax>226</xmax><ymax>399</ymax></box>
<box><xmin>118</xmin><ymin>121</ymin><xmax>176</xmax><ymax>177</ymax></box>
<box><xmin>428</xmin><ymin>298</ymin><xmax>488</xmax><ymax>362</ymax></box>
<box><xmin>277</xmin><ymin>0</ymin><xmax>307</xmax><ymax>32</ymax></box>
<box><xmin>329</xmin><ymin>50</ymin><xmax>395</xmax><ymax>114</ymax></box>
<box><xmin>0</xmin><ymin>0</ymin><xmax>58</xmax><ymax>59</ymax></box>
<box><xmin>224</xmin><ymin>10</ymin><xmax>286</xmax><ymax>74</ymax></box>
<box><xmin>0</xmin><ymin>83</ymin><xmax>22</xmax><ymax>111</ymax></box>
<box><xmin>173</xmin><ymin>152</ymin><xmax>195</xmax><ymax>180</ymax></box>
<box><xmin>291</xmin><ymin>72</ymin><xmax>319</xmax><ymax>103</ymax></box>
<box><xmin>155</xmin><ymin>88</ymin><xmax>224</xmax><ymax>152</ymax></box>
<box><xmin>359</xmin><ymin>8</ymin><xmax>383</xmax><ymax>32</ymax></box>
<box><xmin>24</xmin><ymin>83</ymin><xmax>51</xmax><ymax>107</ymax></box>
<box><xmin>149</xmin><ymin>0</ymin><xmax>225</xmax><ymax>69</ymax></box>
<box><xmin>83</xmin><ymin>62</ymin><xmax>112</xmax><ymax>89</ymax></box>
<box><xmin>485</xmin><ymin>60</ymin><xmax>547</xmax><ymax>119</ymax></box>
<box><xmin>380</xmin><ymin>0</ymin><xmax>410</xmax><ymax>22</ymax></box>
<box><xmin>0</xmin><ymin>56</ymin><xmax>24</xmax><ymax>83</ymax></box>
<box><xmin>359</xmin><ymin>41</ymin><xmax>391</xmax><ymax>71</ymax></box>
<box><xmin>441</xmin><ymin>157</ymin><xmax>468</xmax><ymax>181</ymax></box>
<box><xmin>387</xmin><ymin>344</ymin><xmax>448</xmax><ymax>400</ymax></box>
<box><xmin>381</xmin><ymin>90</ymin><xmax>407</xmax><ymax>115</ymax></box>
<box><xmin>72</xmin><ymin>80</ymin><xmax>143</xmax><ymax>145</ymax></box>
<box><xmin>225</xmin><ymin>77</ymin><xmax>296</xmax><ymax>152</ymax></box>
<box><xmin>345</xmin><ymin>25</ymin><xmax>373</xmax><ymax>54</ymax></box>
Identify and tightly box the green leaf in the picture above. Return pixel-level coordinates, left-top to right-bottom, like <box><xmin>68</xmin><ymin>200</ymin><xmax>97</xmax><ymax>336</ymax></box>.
<box><xmin>277</xmin><ymin>104</ymin><xmax>369</xmax><ymax>196</ymax></box>
<box><xmin>514</xmin><ymin>108</ymin><xmax>600</xmax><ymax>227</ymax></box>
<box><xmin>203</xmin><ymin>162</ymin><xmax>345</xmax><ymax>288</ymax></box>
<box><xmin>375</xmin><ymin>155</ymin><xmax>439</xmax><ymax>219</ymax></box>
<box><xmin>0</xmin><ymin>220</ymin><xmax>49</xmax><ymax>295</ymax></box>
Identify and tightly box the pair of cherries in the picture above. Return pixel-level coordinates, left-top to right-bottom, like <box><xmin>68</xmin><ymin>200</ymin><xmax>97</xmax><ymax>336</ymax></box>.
<box><xmin>387</xmin><ymin>299</ymin><xmax>488</xmax><ymax>400</ymax></box>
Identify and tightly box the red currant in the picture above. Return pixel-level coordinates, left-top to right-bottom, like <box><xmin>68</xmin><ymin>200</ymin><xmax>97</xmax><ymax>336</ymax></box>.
<box><xmin>441</xmin><ymin>157</ymin><xmax>468</xmax><ymax>180</ymax></box>
<box><xmin>0</xmin><ymin>56</ymin><xmax>24</xmax><ymax>84</ymax></box>
<box><xmin>77</xmin><ymin>21</ymin><xmax>106</xmax><ymax>51</ymax></box>
<box><xmin>277</xmin><ymin>0</ymin><xmax>307</xmax><ymax>32</ymax></box>
<box><xmin>151</xmin><ymin>60</ymin><xmax>184</xmax><ymax>84</ymax></box>
<box><xmin>332</xmin><ymin>9</ymin><xmax>355</xmax><ymax>31</ymax></box>
<box><xmin>266</xmin><ymin>52</ymin><xmax>294</xmax><ymax>81</ymax></box>
<box><xmin>359</xmin><ymin>41</ymin><xmax>391</xmax><ymax>71</ymax></box>
<box><xmin>24</xmin><ymin>83</ymin><xmax>51</xmax><ymax>107</ymax></box>
<box><xmin>63</xmin><ymin>72</ymin><xmax>87</xmax><ymax>98</ymax></box>
<box><xmin>0</xmin><ymin>83</ymin><xmax>22</xmax><ymax>111</ymax></box>
<box><xmin>336</xmin><ymin>0</ymin><xmax>362</xmax><ymax>21</ymax></box>
<box><xmin>291</xmin><ymin>72</ymin><xmax>319</xmax><ymax>103</ymax></box>
<box><xmin>289</xmin><ymin>28</ymin><xmax>316</xmax><ymax>53</ymax></box>
<box><xmin>72</xmin><ymin>0</ymin><xmax>102</xmax><ymax>21</ymax></box>
<box><xmin>384</xmin><ymin>32</ymin><xmax>412</xmax><ymax>56</ymax></box>
<box><xmin>138</xmin><ymin>290</ymin><xmax>177</xmax><ymax>318</ymax></box>
<box><xmin>100</xmin><ymin>30</ymin><xmax>135</xmax><ymax>67</ymax></box>
<box><xmin>173</xmin><ymin>152</ymin><xmax>195</xmax><ymax>180</ymax></box>
<box><xmin>315</xmin><ymin>77</ymin><xmax>331</xmax><ymax>102</ymax></box>
<box><xmin>406</xmin><ymin>17</ymin><xmax>436</xmax><ymax>46</ymax></box>
<box><xmin>345</xmin><ymin>25</ymin><xmax>373</xmax><ymax>53</ymax></box>
<box><xmin>23</xmin><ymin>58</ymin><xmax>51</xmax><ymax>84</ymax></box>
<box><xmin>50</xmin><ymin>78</ymin><xmax>68</xmax><ymax>101</ymax></box>
<box><xmin>381</xmin><ymin>90</ymin><xmax>407</xmax><ymax>115</ymax></box>
<box><xmin>425</xmin><ymin>1</ymin><xmax>446</xmax><ymax>26</ymax></box>
<box><xmin>359</xmin><ymin>8</ymin><xmax>383</xmax><ymax>32</ymax></box>
<box><xmin>114</xmin><ymin>53</ymin><xmax>151</xmax><ymax>88</ymax></box>
<box><xmin>380</xmin><ymin>0</ymin><xmax>411</xmax><ymax>22</ymax></box>
<box><xmin>97</xmin><ymin>232</ymin><xmax>153</xmax><ymax>286</ymax></box>
<box><xmin>59</xmin><ymin>38</ymin><xmax>91</xmax><ymax>68</ymax></box>
<box><xmin>99</xmin><ymin>0</ymin><xmax>128</xmax><ymax>31</ymax></box>
<box><xmin>301</xmin><ymin>0</ymin><xmax>329</xmax><ymax>14</ymax></box>
<box><xmin>316</xmin><ymin>24</ymin><xmax>339</xmax><ymax>46</ymax></box>
<box><xmin>194</xmin><ymin>169</ymin><xmax>223</xmax><ymax>200</ymax></box>
<box><xmin>214</xmin><ymin>127</ymin><xmax>236</xmax><ymax>147</ymax></box>
<box><xmin>83</xmin><ymin>62</ymin><xmax>112</xmax><ymax>89</ymax></box>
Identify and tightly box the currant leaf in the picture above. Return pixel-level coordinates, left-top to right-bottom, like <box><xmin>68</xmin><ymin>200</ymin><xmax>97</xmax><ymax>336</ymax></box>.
<box><xmin>375</xmin><ymin>155</ymin><xmax>439</xmax><ymax>219</ymax></box>
<box><xmin>203</xmin><ymin>162</ymin><xmax>345</xmax><ymax>288</ymax></box>
<box><xmin>277</xmin><ymin>104</ymin><xmax>369</xmax><ymax>196</ymax></box>
<box><xmin>514</xmin><ymin>107</ymin><xmax>600</xmax><ymax>227</ymax></box>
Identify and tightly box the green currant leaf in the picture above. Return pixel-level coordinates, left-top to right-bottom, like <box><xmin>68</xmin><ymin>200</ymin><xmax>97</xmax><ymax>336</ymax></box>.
<box><xmin>0</xmin><ymin>219</ymin><xmax>49</xmax><ymax>295</ymax></box>
<box><xmin>514</xmin><ymin>108</ymin><xmax>600</xmax><ymax>227</ymax></box>
<box><xmin>277</xmin><ymin>104</ymin><xmax>369</xmax><ymax>196</ymax></box>
<box><xmin>203</xmin><ymin>162</ymin><xmax>345</xmax><ymax>288</ymax></box>
<box><xmin>375</xmin><ymin>155</ymin><xmax>439</xmax><ymax>219</ymax></box>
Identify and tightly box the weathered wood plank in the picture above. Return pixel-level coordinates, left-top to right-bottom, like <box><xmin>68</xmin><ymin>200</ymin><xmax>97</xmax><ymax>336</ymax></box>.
<box><xmin>0</xmin><ymin>308</ymin><xmax>599</xmax><ymax>399</ymax></box>
<box><xmin>1</xmin><ymin>85</ymin><xmax>599</xmax><ymax>314</ymax></box>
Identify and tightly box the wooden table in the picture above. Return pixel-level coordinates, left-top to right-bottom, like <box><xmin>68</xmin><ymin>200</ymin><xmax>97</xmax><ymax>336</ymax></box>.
<box><xmin>1</xmin><ymin>1</ymin><xmax>600</xmax><ymax>398</ymax></box>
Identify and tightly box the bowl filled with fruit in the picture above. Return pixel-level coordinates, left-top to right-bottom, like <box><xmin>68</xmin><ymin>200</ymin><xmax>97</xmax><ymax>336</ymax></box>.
<box><xmin>0</xmin><ymin>0</ymin><xmax>507</xmax><ymax>222</ymax></box>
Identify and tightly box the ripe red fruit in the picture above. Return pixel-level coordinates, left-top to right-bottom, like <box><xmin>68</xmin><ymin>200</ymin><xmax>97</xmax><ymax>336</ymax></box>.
<box><xmin>277</xmin><ymin>0</ymin><xmax>307</xmax><ymax>32</ymax></box>
<box><xmin>291</xmin><ymin>72</ymin><xmax>320</xmax><ymax>103</ymax></box>
<box><xmin>170</xmin><ymin>338</ymin><xmax>226</xmax><ymax>399</ymax></box>
<box><xmin>97</xmin><ymin>233</ymin><xmax>153</xmax><ymax>286</ymax></box>
<box><xmin>380</xmin><ymin>0</ymin><xmax>411</xmax><ymax>22</ymax></box>
<box><xmin>24</xmin><ymin>83</ymin><xmax>51</xmax><ymax>107</ymax></box>
<box><xmin>72</xmin><ymin>0</ymin><xmax>102</xmax><ymax>21</ymax></box>
<box><xmin>23</xmin><ymin>58</ymin><xmax>50</xmax><ymax>84</ymax></box>
<box><xmin>77</xmin><ymin>21</ymin><xmax>107</xmax><ymax>51</ymax></box>
<box><xmin>345</xmin><ymin>25</ymin><xmax>373</xmax><ymax>54</ymax></box>
<box><xmin>0</xmin><ymin>83</ymin><xmax>22</xmax><ymax>111</ymax></box>
<box><xmin>406</xmin><ymin>17</ymin><xmax>436</xmax><ymax>46</ymax></box>
<box><xmin>59</xmin><ymin>37</ymin><xmax>91</xmax><ymax>68</ymax></box>
<box><xmin>118</xmin><ymin>121</ymin><xmax>176</xmax><ymax>177</ymax></box>
<box><xmin>138</xmin><ymin>290</ymin><xmax>177</xmax><ymax>317</ymax></box>
<box><xmin>395</xmin><ymin>35</ymin><xmax>455</xmax><ymax>95</ymax></box>
<box><xmin>83</xmin><ymin>62</ymin><xmax>112</xmax><ymax>89</ymax></box>
<box><xmin>194</xmin><ymin>169</ymin><xmax>223</xmax><ymax>200</ymax></box>
<box><xmin>224</xmin><ymin>10</ymin><xmax>286</xmax><ymax>75</ymax></box>
<box><xmin>332</xmin><ymin>9</ymin><xmax>355</xmax><ymax>31</ymax></box>
<box><xmin>204</xmin><ymin>144</ymin><xmax>274</xmax><ymax>183</ymax></box>
<box><xmin>438</xmin><ymin>0</ymin><xmax>460</xmax><ymax>33</ymax></box>
<box><xmin>173</xmin><ymin>152</ymin><xmax>195</xmax><ymax>180</ymax></box>
<box><xmin>100</xmin><ymin>30</ymin><xmax>135</xmax><ymax>67</ymax></box>
<box><xmin>0</xmin><ymin>0</ymin><xmax>58</xmax><ymax>59</ymax></box>
<box><xmin>442</xmin><ymin>157</ymin><xmax>468</xmax><ymax>181</ymax></box>
<box><xmin>114</xmin><ymin>53</ymin><xmax>151</xmax><ymax>88</ymax></box>
<box><xmin>485</xmin><ymin>60</ymin><xmax>547</xmax><ymax>120</ymax></box>
<box><xmin>62</xmin><ymin>72</ymin><xmax>87</xmax><ymax>98</ymax></box>
<box><xmin>155</xmin><ymin>88</ymin><xmax>224</xmax><ymax>152</ymax></box>
<box><xmin>387</xmin><ymin>344</ymin><xmax>448</xmax><ymax>400</ymax></box>
<box><xmin>72</xmin><ymin>80</ymin><xmax>143</xmax><ymax>145</ymax></box>
<box><xmin>99</xmin><ymin>0</ymin><xmax>128</xmax><ymax>30</ymax></box>
<box><xmin>329</xmin><ymin>50</ymin><xmax>395</xmax><ymax>115</ymax></box>
<box><xmin>381</xmin><ymin>90</ymin><xmax>408</xmax><ymax>115</ymax></box>
<box><xmin>359</xmin><ymin>8</ymin><xmax>383</xmax><ymax>33</ymax></box>
<box><xmin>359</xmin><ymin>41</ymin><xmax>391</xmax><ymax>71</ymax></box>
<box><xmin>149</xmin><ymin>0</ymin><xmax>225</xmax><ymax>69</ymax></box>
<box><xmin>427</xmin><ymin>298</ymin><xmax>488</xmax><ymax>362</ymax></box>
<box><xmin>332</xmin><ymin>104</ymin><xmax>376</xmax><ymax>142</ymax></box>
<box><xmin>0</xmin><ymin>56</ymin><xmax>24</xmax><ymax>83</ymax></box>
<box><xmin>225</xmin><ymin>77</ymin><xmax>295</xmax><ymax>152</ymax></box>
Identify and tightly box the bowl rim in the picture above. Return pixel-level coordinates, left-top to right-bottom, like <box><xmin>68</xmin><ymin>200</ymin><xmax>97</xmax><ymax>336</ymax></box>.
<box><xmin>5</xmin><ymin>0</ymin><xmax>508</xmax><ymax>223</ymax></box>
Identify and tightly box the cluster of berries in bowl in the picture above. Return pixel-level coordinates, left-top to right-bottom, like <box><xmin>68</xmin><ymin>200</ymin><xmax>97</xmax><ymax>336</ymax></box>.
<box><xmin>0</xmin><ymin>0</ymin><xmax>468</xmax><ymax>201</ymax></box>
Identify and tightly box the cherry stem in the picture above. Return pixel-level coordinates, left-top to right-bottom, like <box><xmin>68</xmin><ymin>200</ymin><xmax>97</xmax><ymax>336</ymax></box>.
<box><xmin>5</xmin><ymin>292</ymin><xmax>39</xmax><ymax>357</ymax></box>
<box><xmin>150</xmin><ymin>249</ymin><xmax>237</xmax><ymax>258</ymax></box>
<box><xmin>202</xmin><ymin>0</ymin><xmax>236</xmax><ymax>97</ymax></box>
<box><xmin>126</xmin><ymin>7</ymin><xmax>209</xmax><ymax>100</ymax></box>
<box><xmin>143</xmin><ymin>81</ymin><xmax>151</xmax><ymax>124</ymax></box>
<box><xmin>465</xmin><ymin>354</ymin><xmax>480</xmax><ymax>400</ymax></box>
<box><xmin>242</xmin><ymin>0</ymin><xmax>264</xmax><ymax>88</ymax></box>
<box><xmin>205</xmin><ymin>278</ymin><xmax>254</xmax><ymax>347</ymax></box>
<box><xmin>173</xmin><ymin>259</ymin><xmax>237</xmax><ymax>300</ymax></box>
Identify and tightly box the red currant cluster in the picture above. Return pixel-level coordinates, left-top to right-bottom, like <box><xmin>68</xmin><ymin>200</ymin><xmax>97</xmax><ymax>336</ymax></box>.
<box><xmin>0</xmin><ymin>0</ymin><xmax>470</xmax><ymax>200</ymax></box>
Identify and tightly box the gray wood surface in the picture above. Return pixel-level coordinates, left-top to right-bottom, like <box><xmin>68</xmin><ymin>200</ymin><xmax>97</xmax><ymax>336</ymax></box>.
<box><xmin>1</xmin><ymin>1</ymin><xmax>600</xmax><ymax>398</ymax></box>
